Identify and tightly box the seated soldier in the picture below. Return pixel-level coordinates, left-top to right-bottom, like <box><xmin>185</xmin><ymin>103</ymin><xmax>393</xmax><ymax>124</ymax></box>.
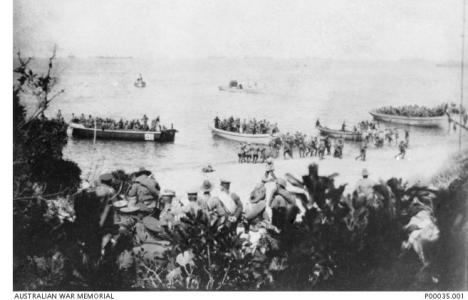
<box><xmin>157</xmin><ymin>189</ymin><xmax>177</xmax><ymax>228</ymax></box>
<box><xmin>267</xmin><ymin>178</ymin><xmax>298</xmax><ymax>230</ymax></box>
<box><xmin>244</xmin><ymin>177</ymin><xmax>271</xmax><ymax>230</ymax></box>
<box><xmin>181</xmin><ymin>188</ymin><xmax>205</xmax><ymax>215</ymax></box>
<box><xmin>354</xmin><ymin>169</ymin><xmax>375</xmax><ymax>200</ymax></box>
<box><xmin>95</xmin><ymin>173</ymin><xmax>116</xmax><ymax>198</ymax></box>
<box><xmin>199</xmin><ymin>180</ymin><xmax>213</xmax><ymax>208</ymax></box>
<box><xmin>128</xmin><ymin>167</ymin><xmax>160</xmax><ymax>209</ymax></box>
<box><xmin>208</xmin><ymin>179</ymin><xmax>243</xmax><ymax>226</ymax></box>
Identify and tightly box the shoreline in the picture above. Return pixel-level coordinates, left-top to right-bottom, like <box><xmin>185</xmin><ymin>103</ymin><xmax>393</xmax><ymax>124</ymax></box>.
<box><xmin>152</xmin><ymin>144</ymin><xmax>459</xmax><ymax>204</ymax></box>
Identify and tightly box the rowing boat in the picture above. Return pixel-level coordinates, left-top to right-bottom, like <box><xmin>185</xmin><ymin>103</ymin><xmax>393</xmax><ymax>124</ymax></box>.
<box><xmin>69</xmin><ymin>122</ymin><xmax>176</xmax><ymax>142</ymax></box>
<box><xmin>369</xmin><ymin>111</ymin><xmax>447</xmax><ymax>127</ymax></box>
<box><xmin>316</xmin><ymin>125</ymin><xmax>363</xmax><ymax>141</ymax></box>
<box><xmin>210</xmin><ymin>126</ymin><xmax>274</xmax><ymax>144</ymax></box>
<box><xmin>218</xmin><ymin>80</ymin><xmax>260</xmax><ymax>94</ymax></box>
<box><xmin>134</xmin><ymin>81</ymin><xmax>146</xmax><ymax>88</ymax></box>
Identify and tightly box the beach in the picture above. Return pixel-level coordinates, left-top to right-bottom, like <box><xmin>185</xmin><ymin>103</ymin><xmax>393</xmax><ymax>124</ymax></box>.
<box><xmin>154</xmin><ymin>143</ymin><xmax>459</xmax><ymax>204</ymax></box>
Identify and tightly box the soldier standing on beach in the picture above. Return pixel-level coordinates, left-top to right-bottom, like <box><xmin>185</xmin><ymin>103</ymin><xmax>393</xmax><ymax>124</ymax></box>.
<box><xmin>395</xmin><ymin>141</ymin><xmax>407</xmax><ymax>160</ymax></box>
<box><xmin>265</xmin><ymin>157</ymin><xmax>277</xmax><ymax>180</ymax></box>
<box><xmin>404</xmin><ymin>130</ymin><xmax>410</xmax><ymax>148</ymax></box>
<box><xmin>283</xmin><ymin>141</ymin><xmax>293</xmax><ymax>159</ymax></box>
<box><xmin>325</xmin><ymin>136</ymin><xmax>331</xmax><ymax>155</ymax></box>
<box><xmin>318</xmin><ymin>139</ymin><xmax>326</xmax><ymax>160</ymax></box>
<box><xmin>355</xmin><ymin>142</ymin><xmax>367</xmax><ymax>161</ymax></box>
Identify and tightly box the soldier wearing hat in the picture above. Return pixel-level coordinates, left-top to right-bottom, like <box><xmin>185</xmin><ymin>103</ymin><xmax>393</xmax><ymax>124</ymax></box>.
<box><xmin>128</xmin><ymin>167</ymin><xmax>160</xmax><ymax>209</ymax></box>
<box><xmin>115</xmin><ymin>196</ymin><xmax>146</xmax><ymax>229</ymax></box>
<box><xmin>264</xmin><ymin>157</ymin><xmax>277</xmax><ymax>180</ymax></box>
<box><xmin>156</xmin><ymin>189</ymin><xmax>178</xmax><ymax>227</ymax></box>
<box><xmin>395</xmin><ymin>140</ymin><xmax>407</xmax><ymax>160</ymax></box>
<box><xmin>199</xmin><ymin>180</ymin><xmax>213</xmax><ymax>207</ymax></box>
<box><xmin>355</xmin><ymin>141</ymin><xmax>367</xmax><ymax>161</ymax></box>
<box><xmin>317</xmin><ymin>139</ymin><xmax>326</xmax><ymax>159</ymax></box>
<box><xmin>267</xmin><ymin>177</ymin><xmax>298</xmax><ymax>230</ymax></box>
<box><xmin>354</xmin><ymin>168</ymin><xmax>375</xmax><ymax>201</ymax></box>
<box><xmin>244</xmin><ymin>176</ymin><xmax>270</xmax><ymax>228</ymax></box>
<box><xmin>182</xmin><ymin>188</ymin><xmax>204</xmax><ymax>214</ymax></box>
<box><xmin>95</xmin><ymin>173</ymin><xmax>116</xmax><ymax>198</ymax></box>
<box><xmin>208</xmin><ymin>179</ymin><xmax>243</xmax><ymax>225</ymax></box>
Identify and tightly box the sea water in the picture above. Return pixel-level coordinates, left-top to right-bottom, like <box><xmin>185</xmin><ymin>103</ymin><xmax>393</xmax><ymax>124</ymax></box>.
<box><xmin>25</xmin><ymin>57</ymin><xmax>465</xmax><ymax>176</ymax></box>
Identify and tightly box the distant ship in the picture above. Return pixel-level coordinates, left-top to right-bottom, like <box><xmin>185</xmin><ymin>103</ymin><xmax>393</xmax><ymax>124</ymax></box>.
<box><xmin>218</xmin><ymin>80</ymin><xmax>260</xmax><ymax>94</ymax></box>
<box><xmin>134</xmin><ymin>74</ymin><xmax>146</xmax><ymax>88</ymax></box>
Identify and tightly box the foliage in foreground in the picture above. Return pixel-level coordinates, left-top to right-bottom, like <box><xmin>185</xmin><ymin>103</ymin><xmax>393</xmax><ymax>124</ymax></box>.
<box><xmin>13</xmin><ymin>50</ymin><xmax>81</xmax><ymax>198</ymax></box>
<box><xmin>13</xmin><ymin>50</ymin><xmax>82</xmax><ymax>290</ymax></box>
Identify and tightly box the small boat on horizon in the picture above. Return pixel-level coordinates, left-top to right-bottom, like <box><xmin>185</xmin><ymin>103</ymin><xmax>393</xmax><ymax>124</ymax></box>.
<box><xmin>218</xmin><ymin>80</ymin><xmax>260</xmax><ymax>94</ymax></box>
<box><xmin>316</xmin><ymin>125</ymin><xmax>363</xmax><ymax>141</ymax></box>
<box><xmin>210</xmin><ymin>126</ymin><xmax>275</xmax><ymax>144</ymax></box>
<box><xmin>69</xmin><ymin>122</ymin><xmax>176</xmax><ymax>142</ymax></box>
<box><xmin>369</xmin><ymin>111</ymin><xmax>447</xmax><ymax>128</ymax></box>
<box><xmin>134</xmin><ymin>74</ymin><xmax>146</xmax><ymax>88</ymax></box>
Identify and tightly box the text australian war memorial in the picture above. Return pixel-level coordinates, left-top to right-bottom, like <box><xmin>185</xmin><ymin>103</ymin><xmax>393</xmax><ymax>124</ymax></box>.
<box><xmin>12</xmin><ymin>0</ymin><xmax>468</xmax><ymax>291</ymax></box>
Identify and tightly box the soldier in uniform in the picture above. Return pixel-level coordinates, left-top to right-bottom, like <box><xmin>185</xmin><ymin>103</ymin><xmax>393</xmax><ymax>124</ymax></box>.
<box><xmin>355</xmin><ymin>142</ymin><xmax>367</xmax><ymax>161</ymax></box>
<box><xmin>244</xmin><ymin>176</ymin><xmax>271</xmax><ymax>229</ymax></box>
<box><xmin>208</xmin><ymin>179</ymin><xmax>243</xmax><ymax>227</ymax></box>
<box><xmin>318</xmin><ymin>139</ymin><xmax>326</xmax><ymax>160</ymax></box>
<box><xmin>354</xmin><ymin>169</ymin><xmax>375</xmax><ymax>201</ymax></box>
<box><xmin>395</xmin><ymin>141</ymin><xmax>407</xmax><ymax>160</ymax></box>
<box><xmin>199</xmin><ymin>180</ymin><xmax>213</xmax><ymax>208</ymax></box>
<box><xmin>267</xmin><ymin>178</ymin><xmax>298</xmax><ymax>231</ymax></box>
<box><xmin>128</xmin><ymin>167</ymin><xmax>160</xmax><ymax>210</ymax></box>
<box><xmin>325</xmin><ymin>136</ymin><xmax>332</xmax><ymax>155</ymax></box>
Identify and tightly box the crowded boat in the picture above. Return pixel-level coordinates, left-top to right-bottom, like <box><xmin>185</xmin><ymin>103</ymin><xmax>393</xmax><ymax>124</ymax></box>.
<box><xmin>71</xmin><ymin>114</ymin><xmax>167</xmax><ymax>131</ymax></box>
<box><xmin>213</xmin><ymin>116</ymin><xmax>280</xmax><ymax>134</ymax></box>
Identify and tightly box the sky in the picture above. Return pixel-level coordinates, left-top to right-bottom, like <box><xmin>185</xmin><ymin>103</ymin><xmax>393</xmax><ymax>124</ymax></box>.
<box><xmin>13</xmin><ymin>0</ymin><xmax>467</xmax><ymax>61</ymax></box>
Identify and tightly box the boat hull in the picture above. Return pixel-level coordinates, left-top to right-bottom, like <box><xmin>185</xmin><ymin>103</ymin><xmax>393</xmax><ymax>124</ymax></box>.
<box><xmin>369</xmin><ymin>112</ymin><xmax>447</xmax><ymax>127</ymax></box>
<box><xmin>218</xmin><ymin>86</ymin><xmax>259</xmax><ymax>94</ymax></box>
<box><xmin>317</xmin><ymin>125</ymin><xmax>363</xmax><ymax>141</ymax></box>
<box><xmin>210</xmin><ymin>126</ymin><xmax>273</xmax><ymax>144</ymax></box>
<box><xmin>134</xmin><ymin>81</ymin><xmax>146</xmax><ymax>88</ymax></box>
<box><xmin>69</xmin><ymin>123</ymin><xmax>176</xmax><ymax>142</ymax></box>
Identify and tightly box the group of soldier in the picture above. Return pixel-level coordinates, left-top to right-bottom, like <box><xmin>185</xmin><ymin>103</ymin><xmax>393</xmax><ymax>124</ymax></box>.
<box><xmin>277</xmin><ymin>122</ymin><xmax>410</xmax><ymax>162</ymax></box>
<box><xmin>71</xmin><ymin>113</ymin><xmax>165</xmax><ymax>131</ymax></box>
<box><xmin>92</xmin><ymin>167</ymin><xmax>248</xmax><ymax>271</ymax></box>
<box><xmin>214</xmin><ymin>116</ymin><xmax>280</xmax><ymax>135</ymax></box>
<box><xmin>237</xmin><ymin>143</ymin><xmax>273</xmax><ymax>163</ymax></box>
<box><xmin>90</xmin><ymin>163</ymin><xmax>327</xmax><ymax>272</ymax></box>
<box><xmin>280</xmin><ymin>132</ymin><xmax>345</xmax><ymax>160</ymax></box>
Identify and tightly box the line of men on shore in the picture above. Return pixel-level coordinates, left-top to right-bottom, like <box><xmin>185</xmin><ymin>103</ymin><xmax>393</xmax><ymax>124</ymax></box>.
<box><xmin>214</xmin><ymin>116</ymin><xmax>280</xmax><ymax>135</ymax></box>
<box><xmin>278</xmin><ymin>125</ymin><xmax>409</xmax><ymax>162</ymax></box>
<box><xmin>280</xmin><ymin>132</ymin><xmax>344</xmax><ymax>160</ymax></box>
<box><xmin>72</xmin><ymin>113</ymin><xmax>164</xmax><ymax>131</ymax></box>
<box><xmin>237</xmin><ymin>143</ymin><xmax>277</xmax><ymax>163</ymax></box>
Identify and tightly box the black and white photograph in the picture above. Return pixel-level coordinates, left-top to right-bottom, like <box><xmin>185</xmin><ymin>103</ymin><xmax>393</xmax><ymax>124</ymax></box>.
<box><xmin>10</xmin><ymin>0</ymin><xmax>468</xmax><ymax>292</ymax></box>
